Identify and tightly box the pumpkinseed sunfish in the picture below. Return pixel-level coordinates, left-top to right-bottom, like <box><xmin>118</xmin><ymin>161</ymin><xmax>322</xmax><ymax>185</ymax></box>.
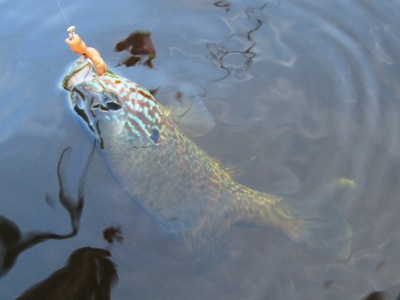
<box><xmin>62</xmin><ymin>57</ymin><xmax>352</xmax><ymax>258</ymax></box>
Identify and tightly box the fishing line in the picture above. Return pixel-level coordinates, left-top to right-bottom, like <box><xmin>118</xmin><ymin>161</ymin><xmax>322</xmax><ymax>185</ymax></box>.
<box><xmin>56</xmin><ymin>0</ymin><xmax>72</xmax><ymax>26</ymax></box>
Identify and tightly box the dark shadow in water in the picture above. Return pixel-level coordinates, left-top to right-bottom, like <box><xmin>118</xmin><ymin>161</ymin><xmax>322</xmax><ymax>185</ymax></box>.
<box><xmin>362</xmin><ymin>289</ymin><xmax>400</xmax><ymax>300</ymax></box>
<box><xmin>1</xmin><ymin>143</ymin><xmax>122</xmax><ymax>298</ymax></box>
<box><xmin>214</xmin><ymin>1</ymin><xmax>231</xmax><ymax>12</ymax></box>
<box><xmin>208</xmin><ymin>3</ymin><xmax>268</xmax><ymax>81</ymax></box>
<box><xmin>363</xmin><ymin>291</ymin><xmax>389</xmax><ymax>300</ymax></box>
<box><xmin>0</xmin><ymin>144</ymin><xmax>95</xmax><ymax>278</ymax></box>
<box><xmin>115</xmin><ymin>31</ymin><xmax>156</xmax><ymax>68</ymax></box>
<box><xmin>103</xmin><ymin>226</ymin><xmax>124</xmax><ymax>244</ymax></box>
<box><xmin>16</xmin><ymin>246</ymin><xmax>118</xmax><ymax>300</ymax></box>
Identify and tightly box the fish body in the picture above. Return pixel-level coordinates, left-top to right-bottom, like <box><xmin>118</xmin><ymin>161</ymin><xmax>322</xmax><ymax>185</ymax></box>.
<box><xmin>63</xmin><ymin>57</ymin><xmax>351</xmax><ymax>257</ymax></box>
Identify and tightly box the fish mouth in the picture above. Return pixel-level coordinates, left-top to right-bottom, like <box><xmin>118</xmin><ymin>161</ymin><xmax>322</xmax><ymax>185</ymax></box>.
<box><xmin>62</xmin><ymin>58</ymin><xmax>95</xmax><ymax>91</ymax></box>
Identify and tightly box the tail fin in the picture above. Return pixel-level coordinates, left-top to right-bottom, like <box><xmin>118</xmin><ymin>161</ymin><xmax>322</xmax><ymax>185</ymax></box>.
<box><xmin>283</xmin><ymin>200</ymin><xmax>352</xmax><ymax>259</ymax></box>
<box><xmin>236</xmin><ymin>190</ymin><xmax>352</xmax><ymax>258</ymax></box>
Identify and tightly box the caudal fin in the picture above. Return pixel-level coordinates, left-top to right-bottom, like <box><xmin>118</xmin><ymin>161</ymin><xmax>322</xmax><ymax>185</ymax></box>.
<box><xmin>282</xmin><ymin>199</ymin><xmax>352</xmax><ymax>259</ymax></box>
<box><xmin>236</xmin><ymin>188</ymin><xmax>352</xmax><ymax>258</ymax></box>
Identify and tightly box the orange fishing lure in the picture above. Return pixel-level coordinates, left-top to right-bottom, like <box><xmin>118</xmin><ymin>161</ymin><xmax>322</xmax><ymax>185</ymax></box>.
<box><xmin>65</xmin><ymin>26</ymin><xmax>107</xmax><ymax>76</ymax></box>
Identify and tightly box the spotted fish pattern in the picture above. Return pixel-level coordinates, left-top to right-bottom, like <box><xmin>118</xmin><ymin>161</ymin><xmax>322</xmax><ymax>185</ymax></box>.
<box><xmin>63</xmin><ymin>57</ymin><xmax>352</xmax><ymax>258</ymax></box>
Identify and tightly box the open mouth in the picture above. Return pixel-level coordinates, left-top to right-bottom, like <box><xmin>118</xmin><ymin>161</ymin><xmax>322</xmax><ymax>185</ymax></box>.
<box><xmin>62</xmin><ymin>59</ymin><xmax>94</xmax><ymax>91</ymax></box>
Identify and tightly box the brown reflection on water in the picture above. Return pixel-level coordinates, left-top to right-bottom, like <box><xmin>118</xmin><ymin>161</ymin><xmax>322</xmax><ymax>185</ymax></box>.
<box><xmin>17</xmin><ymin>247</ymin><xmax>118</xmax><ymax>300</ymax></box>
<box><xmin>103</xmin><ymin>226</ymin><xmax>124</xmax><ymax>244</ymax></box>
<box><xmin>0</xmin><ymin>146</ymin><xmax>94</xmax><ymax>278</ymax></box>
<box><xmin>115</xmin><ymin>31</ymin><xmax>156</xmax><ymax>68</ymax></box>
<box><xmin>363</xmin><ymin>291</ymin><xmax>389</xmax><ymax>300</ymax></box>
<box><xmin>1</xmin><ymin>145</ymin><xmax>122</xmax><ymax>299</ymax></box>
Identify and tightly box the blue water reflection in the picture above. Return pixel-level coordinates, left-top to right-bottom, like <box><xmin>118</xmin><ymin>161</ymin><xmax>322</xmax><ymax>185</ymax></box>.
<box><xmin>1</xmin><ymin>0</ymin><xmax>400</xmax><ymax>299</ymax></box>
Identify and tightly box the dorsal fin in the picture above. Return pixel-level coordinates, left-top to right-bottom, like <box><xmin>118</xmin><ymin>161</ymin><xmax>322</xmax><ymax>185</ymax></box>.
<box><xmin>222</xmin><ymin>155</ymin><xmax>262</xmax><ymax>179</ymax></box>
<box><xmin>157</xmin><ymin>90</ymin><xmax>215</xmax><ymax>136</ymax></box>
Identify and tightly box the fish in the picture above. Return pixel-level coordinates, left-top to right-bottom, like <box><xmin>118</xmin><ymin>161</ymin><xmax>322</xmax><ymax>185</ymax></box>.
<box><xmin>62</xmin><ymin>57</ymin><xmax>352</xmax><ymax>258</ymax></box>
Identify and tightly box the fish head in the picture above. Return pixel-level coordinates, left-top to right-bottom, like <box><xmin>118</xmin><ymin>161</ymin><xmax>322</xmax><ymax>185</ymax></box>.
<box><xmin>62</xmin><ymin>58</ymin><xmax>164</xmax><ymax>149</ymax></box>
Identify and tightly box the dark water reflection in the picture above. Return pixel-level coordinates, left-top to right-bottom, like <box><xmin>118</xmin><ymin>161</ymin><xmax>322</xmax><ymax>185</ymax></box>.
<box><xmin>17</xmin><ymin>247</ymin><xmax>117</xmax><ymax>300</ymax></box>
<box><xmin>0</xmin><ymin>146</ymin><xmax>90</xmax><ymax>278</ymax></box>
<box><xmin>1</xmin><ymin>0</ymin><xmax>400</xmax><ymax>299</ymax></box>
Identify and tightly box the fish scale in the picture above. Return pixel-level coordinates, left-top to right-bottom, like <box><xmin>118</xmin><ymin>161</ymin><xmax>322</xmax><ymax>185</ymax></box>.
<box><xmin>63</xmin><ymin>58</ymin><xmax>352</xmax><ymax>258</ymax></box>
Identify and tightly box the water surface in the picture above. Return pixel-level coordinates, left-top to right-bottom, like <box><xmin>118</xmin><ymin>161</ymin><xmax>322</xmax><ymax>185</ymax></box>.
<box><xmin>1</xmin><ymin>0</ymin><xmax>400</xmax><ymax>299</ymax></box>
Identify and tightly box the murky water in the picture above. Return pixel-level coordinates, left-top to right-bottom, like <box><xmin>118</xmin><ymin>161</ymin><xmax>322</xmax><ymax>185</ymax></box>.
<box><xmin>1</xmin><ymin>0</ymin><xmax>400</xmax><ymax>299</ymax></box>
